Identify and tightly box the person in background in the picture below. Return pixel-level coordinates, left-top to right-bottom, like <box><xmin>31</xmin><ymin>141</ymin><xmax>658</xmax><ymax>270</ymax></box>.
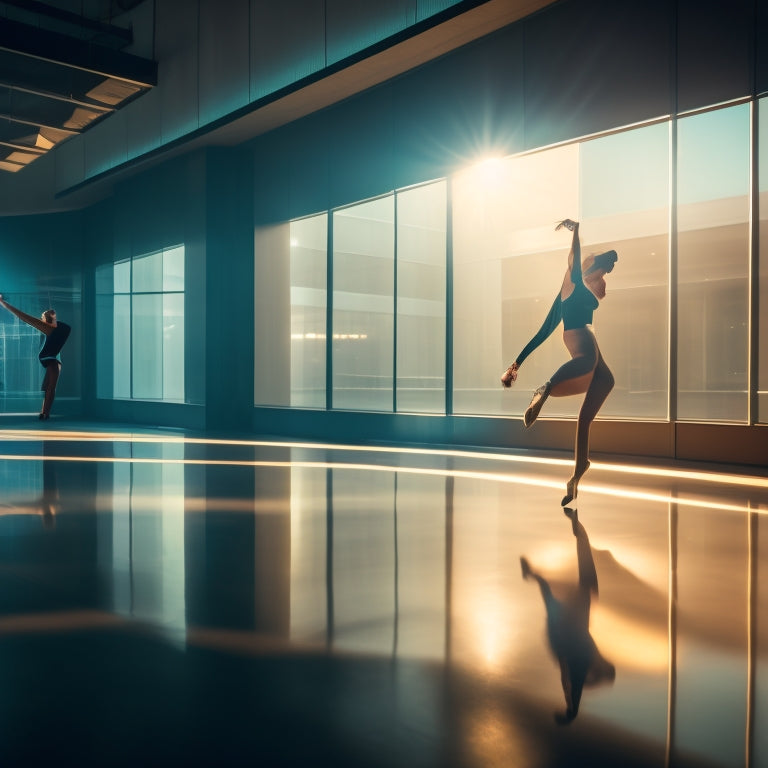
<box><xmin>0</xmin><ymin>294</ymin><xmax>71</xmax><ymax>421</ymax></box>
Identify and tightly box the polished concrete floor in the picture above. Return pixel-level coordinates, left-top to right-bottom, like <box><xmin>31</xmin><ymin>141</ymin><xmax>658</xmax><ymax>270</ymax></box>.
<box><xmin>0</xmin><ymin>418</ymin><xmax>766</xmax><ymax>767</ymax></box>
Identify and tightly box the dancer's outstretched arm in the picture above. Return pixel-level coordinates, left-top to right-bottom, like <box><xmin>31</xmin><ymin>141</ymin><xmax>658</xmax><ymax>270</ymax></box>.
<box><xmin>0</xmin><ymin>295</ymin><xmax>52</xmax><ymax>335</ymax></box>
<box><xmin>567</xmin><ymin>222</ymin><xmax>582</xmax><ymax>283</ymax></box>
<box><xmin>516</xmin><ymin>293</ymin><xmax>563</xmax><ymax>366</ymax></box>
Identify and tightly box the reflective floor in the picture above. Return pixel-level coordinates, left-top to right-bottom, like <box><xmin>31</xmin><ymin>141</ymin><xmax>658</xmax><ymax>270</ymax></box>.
<box><xmin>0</xmin><ymin>420</ymin><xmax>767</xmax><ymax>767</ymax></box>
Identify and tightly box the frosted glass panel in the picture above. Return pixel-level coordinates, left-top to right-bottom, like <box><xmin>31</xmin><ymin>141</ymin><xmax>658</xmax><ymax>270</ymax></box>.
<box><xmin>396</xmin><ymin>181</ymin><xmax>446</xmax><ymax>414</ymax></box>
<box><xmin>133</xmin><ymin>250</ymin><xmax>162</xmax><ymax>293</ymax></box>
<box><xmin>163</xmin><ymin>246</ymin><xmax>185</xmax><ymax>292</ymax></box>
<box><xmin>163</xmin><ymin>292</ymin><xmax>185</xmax><ymax>402</ymax></box>
<box><xmin>100</xmin><ymin>248</ymin><xmax>184</xmax><ymax>401</ymax></box>
<box><xmin>290</xmin><ymin>215</ymin><xmax>327</xmax><ymax>408</ymax></box>
<box><xmin>114</xmin><ymin>294</ymin><xmax>131</xmax><ymax>399</ymax></box>
<box><xmin>677</xmin><ymin>104</ymin><xmax>750</xmax><ymax>422</ymax></box>
<box><xmin>333</xmin><ymin>196</ymin><xmax>394</xmax><ymax>411</ymax></box>
<box><xmin>453</xmin><ymin>147</ymin><xmax>580</xmax><ymax>416</ymax></box>
<box><xmin>579</xmin><ymin>122</ymin><xmax>670</xmax><ymax>419</ymax></box>
<box><xmin>114</xmin><ymin>260</ymin><xmax>130</xmax><ymax>293</ymax></box>
<box><xmin>132</xmin><ymin>294</ymin><xmax>163</xmax><ymax>399</ymax></box>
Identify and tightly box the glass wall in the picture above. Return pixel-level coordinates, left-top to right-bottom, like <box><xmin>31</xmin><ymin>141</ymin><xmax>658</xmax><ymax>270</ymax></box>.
<box><xmin>290</xmin><ymin>214</ymin><xmax>328</xmax><ymax>408</ymax></box>
<box><xmin>256</xmin><ymin>181</ymin><xmax>446</xmax><ymax>414</ymax></box>
<box><xmin>332</xmin><ymin>196</ymin><xmax>395</xmax><ymax>411</ymax></box>
<box><xmin>96</xmin><ymin>245</ymin><xmax>185</xmax><ymax>402</ymax></box>
<box><xmin>396</xmin><ymin>182</ymin><xmax>447</xmax><ymax>413</ymax></box>
<box><xmin>453</xmin><ymin>121</ymin><xmax>669</xmax><ymax>419</ymax></box>
<box><xmin>677</xmin><ymin>104</ymin><xmax>750</xmax><ymax>422</ymax></box>
<box><xmin>759</xmin><ymin>98</ymin><xmax>768</xmax><ymax>423</ymax></box>
<box><xmin>256</xmin><ymin>101</ymin><xmax>764</xmax><ymax>427</ymax></box>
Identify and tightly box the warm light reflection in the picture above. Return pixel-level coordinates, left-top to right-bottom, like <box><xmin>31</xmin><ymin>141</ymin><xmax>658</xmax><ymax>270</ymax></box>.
<box><xmin>0</xmin><ymin>431</ymin><xmax>768</xmax><ymax>514</ymax></box>
<box><xmin>1</xmin><ymin>430</ymin><xmax>765</xmax><ymax>490</ymax></box>
<box><xmin>591</xmin><ymin>605</ymin><xmax>668</xmax><ymax>673</ymax></box>
<box><xmin>471</xmin><ymin>589</ymin><xmax>519</xmax><ymax>670</ymax></box>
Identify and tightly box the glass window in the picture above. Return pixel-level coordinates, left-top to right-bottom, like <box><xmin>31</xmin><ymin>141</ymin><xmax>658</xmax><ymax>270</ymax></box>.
<box><xmin>290</xmin><ymin>215</ymin><xmax>327</xmax><ymax>408</ymax></box>
<box><xmin>113</xmin><ymin>294</ymin><xmax>131</xmax><ymax>399</ymax></box>
<box><xmin>133</xmin><ymin>250</ymin><xmax>162</xmax><ymax>293</ymax></box>
<box><xmin>332</xmin><ymin>196</ymin><xmax>395</xmax><ymax>411</ymax></box>
<box><xmin>114</xmin><ymin>260</ymin><xmax>130</xmax><ymax>293</ymax></box>
<box><xmin>98</xmin><ymin>247</ymin><xmax>185</xmax><ymax>402</ymax></box>
<box><xmin>396</xmin><ymin>182</ymin><xmax>447</xmax><ymax>414</ymax></box>
<box><xmin>254</xmin><ymin>223</ymin><xmax>291</xmax><ymax>406</ymax></box>
<box><xmin>579</xmin><ymin>122</ymin><xmax>670</xmax><ymax>419</ymax></box>
<box><xmin>759</xmin><ymin>98</ymin><xmax>768</xmax><ymax>423</ymax></box>
<box><xmin>163</xmin><ymin>246</ymin><xmax>185</xmax><ymax>292</ymax></box>
<box><xmin>453</xmin><ymin>147</ymin><xmax>580</xmax><ymax>416</ymax></box>
<box><xmin>132</xmin><ymin>294</ymin><xmax>163</xmax><ymax>399</ymax></box>
<box><xmin>677</xmin><ymin>104</ymin><xmax>750</xmax><ymax>421</ymax></box>
<box><xmin>453</xmin><ymin>121</ymin><xmax>670</xmax><ymax>422</ymax></box>
<box><xmin>163</xmin><ymin>292</ymin><xmax>185</xmax><ymax>402</ymax></box>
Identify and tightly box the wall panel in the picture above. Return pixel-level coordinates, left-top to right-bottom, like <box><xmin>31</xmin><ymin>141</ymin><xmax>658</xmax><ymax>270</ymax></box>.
<box><xmin>677</xmin><ymin>0</ymin><xmax>754</xmax><ymax>113</ymax></box>
<box><xmin>250</xmin><ymin>0</ymin><xmax>326</xmax><ymax>101</ymax></box>
<box><xmin>524</xmin><ymin>0</ymin><xmax>673</xmax><ymax>149</ymax></box>
<box><xmin>157</xmin><ymin>0</ymin><xmax>200</xmax><ymax>144</ymax></box>
<box><xmin>326</xmin><ymin>0</ymin><xmax>414</xmax><ymax>64</ymax></box>
<box><xmin>199</xmin><ymin>0</ymin><xmax>250</xmax><ymax>126</ymax></box>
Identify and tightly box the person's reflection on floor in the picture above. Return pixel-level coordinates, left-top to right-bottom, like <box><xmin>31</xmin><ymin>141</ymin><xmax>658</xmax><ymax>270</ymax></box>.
<box><xmin>0</xmin><ymin>459</ymin><xmax>59</xmax><ymax>529</ymax></box>
<box><xmin>520</xmin><ymin>507</ymin><xmax>615</xmax><ymax>724</ymax></box>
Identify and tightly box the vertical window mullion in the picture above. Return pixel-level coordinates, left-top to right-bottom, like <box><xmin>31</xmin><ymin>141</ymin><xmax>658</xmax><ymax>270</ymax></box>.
<box><xmin>393</xmin><ymin>193</ymin><xmax>398</xmax><ymax>413</ymax></box>
<box><xmin>326</xmin><ymin>210</ymin><xmax>334</xmax><ymax>411</ymax></box>
<box><xmin>445</xmin><ymin>178</ymin><xmax>453</xmax><ymax>417</ymax></box>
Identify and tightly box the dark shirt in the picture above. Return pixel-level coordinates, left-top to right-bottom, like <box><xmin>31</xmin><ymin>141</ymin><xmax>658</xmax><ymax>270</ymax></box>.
<box><xmin>39</xmin><ymin>322</ymin><xmax>71</xmax><ymax>364</ymax></box>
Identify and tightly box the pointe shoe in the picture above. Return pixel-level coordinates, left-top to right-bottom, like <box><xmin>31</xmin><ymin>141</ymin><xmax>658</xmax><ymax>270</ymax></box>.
<box><xmin>561</xmin><ymin>461</ymin><xmax>590</xmax><ymax>506</ymax></box>
<box><xmin>523</xmin><ymin>381</ymin><xmax>551</xmax><ymax>428</ymax></box>
<box><xmin>501</xmin><ymin>362</ymin><xmax>519</xmax><ymax>388</ymax></box>
<box><xmin>555</xmin><ymin>218</ymin><xmax>578</xmax><ymax>232</ymax></box>
<box><xmin>520</xmin><ymin>556</ymin><xmax>532</xmax><ymax>580</ymax></box>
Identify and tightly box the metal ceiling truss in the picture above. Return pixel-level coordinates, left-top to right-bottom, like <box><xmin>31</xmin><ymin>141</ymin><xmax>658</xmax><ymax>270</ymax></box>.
<box><xmin>0</xmin><ymin>1</ymin><xmax>156</xmax><ymax>173</ymax></box>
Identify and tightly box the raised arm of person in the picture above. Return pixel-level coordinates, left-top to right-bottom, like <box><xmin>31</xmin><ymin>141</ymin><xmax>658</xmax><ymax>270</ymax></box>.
<box><xmin>501</xmin><ymin>292</ymin><xmax>563</xmax><ymax>387</ymax></box>
<box><xmin>556</xmin><ymin>219</ymin><xmax>582</xmax><ymax>286</ymax></box>
<box><xmin>0</xmin><ymin>295</ymin><xmax>52</xmax><ymax>335</ymax></box>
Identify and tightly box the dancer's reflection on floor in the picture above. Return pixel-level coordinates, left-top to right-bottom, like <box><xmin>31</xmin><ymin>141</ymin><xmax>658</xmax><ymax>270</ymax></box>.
<box><xmin>520</xmin><ymin>507</ymin><xmax>615</xmax><ymax>724</ymax></box>
<box><xmin>0</xmin><ymin>459</ymin><xmax>59</xmax><ymax>529</ymax></box>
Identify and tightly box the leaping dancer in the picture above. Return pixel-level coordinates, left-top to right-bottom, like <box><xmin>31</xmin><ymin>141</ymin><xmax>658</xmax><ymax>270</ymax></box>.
<box><xmin>501</xmin><ymin>220</ymin><xmax>618</xmax><ymax>505</ymax></box>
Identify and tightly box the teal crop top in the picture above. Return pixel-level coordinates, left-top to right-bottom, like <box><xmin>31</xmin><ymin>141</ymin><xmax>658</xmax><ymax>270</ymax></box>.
<box><xmin>515</xmin><ymin>253</ymin><xmax>599</xmax><ymax>364</ymax></box>
<box><xmin>561</xmin><ymin>281</ymin><xmax>598</xmax><ymax>330</ymax></box>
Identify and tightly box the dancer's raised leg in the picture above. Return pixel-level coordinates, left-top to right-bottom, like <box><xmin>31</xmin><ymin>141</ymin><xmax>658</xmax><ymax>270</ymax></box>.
<box><xmin>562</xmin><ymin>353</ymin><xmax>614</xmax><ymax>506</ymax></box>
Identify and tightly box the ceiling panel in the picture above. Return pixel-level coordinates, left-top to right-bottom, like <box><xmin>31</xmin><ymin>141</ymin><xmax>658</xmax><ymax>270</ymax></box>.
<box><xmin>0</xmin><ymin>0</ymin><xmax>156</xmax><ymax>173</ymax></box>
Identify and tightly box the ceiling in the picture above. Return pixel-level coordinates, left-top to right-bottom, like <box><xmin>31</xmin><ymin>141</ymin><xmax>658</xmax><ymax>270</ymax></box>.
<box><xmin>0</xmin><ymin>0</ymin><xmax>155</xmax><ymax>174</ymax></box>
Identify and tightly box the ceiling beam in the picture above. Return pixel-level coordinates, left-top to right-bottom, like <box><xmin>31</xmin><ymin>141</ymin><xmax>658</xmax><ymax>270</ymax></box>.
<box><xmin>0</xmin><ymin>0</ymin><xmax>134</xmax><ymax>47</ymax></box>
<box><xmin>0</xmin><ymin>80</ymin><xmax>114</xmax><ymax>113</ymax></box>
<box><xmin>0</xmin><ymin>17</ymin><xmax>157</xmax><ymax>87</ymax></box>
<box><xmin>0</xmin><ymin>111</ymin><xmax>81</xmax><ymax>135</ymax></box>
<box><xmin>0</xmin><ymin>138</ymin><xmax>46</xmax><ymax>154</ymax></box>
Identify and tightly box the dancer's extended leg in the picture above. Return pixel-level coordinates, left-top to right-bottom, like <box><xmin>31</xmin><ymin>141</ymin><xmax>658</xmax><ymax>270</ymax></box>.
<box><xmin>40</xmin><ymin>362</ymin><xmax>60</xmax><ymax>420</ymax></box>
<box><xmin>562</xmin><ymin>354</ymin><xmax>614</xmax><ymax>506</ymax></box>
<box><xmin>523</xmin><ymin>329</ymin><xmax>598</xmax><ymax>427</ymax></box>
